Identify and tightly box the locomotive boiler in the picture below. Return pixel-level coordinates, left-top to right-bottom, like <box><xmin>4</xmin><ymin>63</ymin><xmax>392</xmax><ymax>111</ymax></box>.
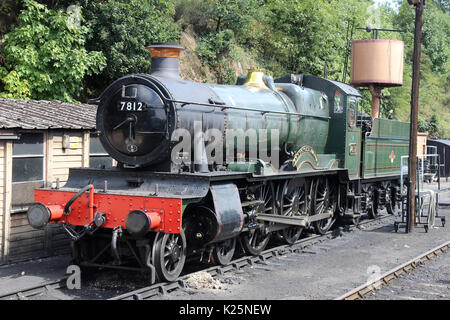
<box><xmin>96</xmin><ymin>43</ymin><xmax>330</xmax><ymax>172</ymax></box>
<box><xmin>26</xmin><ymin>43</ymin><xmax>410</xmax><ymax>283</ymax></box>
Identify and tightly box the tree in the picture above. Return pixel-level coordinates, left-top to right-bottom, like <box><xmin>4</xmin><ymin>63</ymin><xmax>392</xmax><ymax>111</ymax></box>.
<box><xmin>0</xmin><ymin>0</ymin><xmax>106</xmax><ymax>101</ymax></box>
<box><xmin>396</xmin><ymin>0</ymin><xmax>449</xmax><ymax>73</ymax></box>
<box><xmin>0</xmin><ymin>0</ymin><xmax>22</xmax><ymax>36</ymax></box>
<box><xmin>79</xmin><ymin>0</ymin><xmax>179</xmax><ymax>94</ymax></box>
<box><xmin>256</xmin><ymin>0</ymin><xmax>372</xmax><ymax>77</ymax></box>
<box><xmin>386</xmin><ymin>0</ymin><xmax>450</xmax><ymax>138</ymax></box>
<box><xmin>432</xmin><ymin>0</ymin><xmax>450</xmax><ymax>11</ymax></box>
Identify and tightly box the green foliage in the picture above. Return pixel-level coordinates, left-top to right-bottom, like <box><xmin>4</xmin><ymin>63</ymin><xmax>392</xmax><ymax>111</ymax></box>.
<box><xmin>418</xmin><ymin>114</ymin><xmax>440</xmax><ymax>138</ymax></box>
<box><xmin>253</xmin><ymin>0</ymin><xmax>373</xmax><ymax>78</ymax></box>
<box><xmin>0</xmin><ymin>0</ymin><xmax>105</xmax><ymax>102</ymax></box>
<box><xmin>0</xmin><ymin>69</ymin><xmax>30</xmax><ymax>99</ymax></box>
<box><xmin>205</xmin><ymin>0</ymin><xmax>261</xmax><ymax>38</ymax></box>
<box><xmin>197</xmin><ymin>30</ymin><xmax>234</xmax><ymax>65</ymax></box>
<box><xmin>174</xmin><ymin>0</ymin><xmax>262</xmax><ymax>39</ymax></box>
<box><xmin>173</xmin><ymin>0</ymin><xmax>209</xmax><ymax>33</ymax></box>
<box><xmin>396</xmin><ymin>0</ymin><xmax>449</xmax><ymax>73</ymax></box>
<box><xmin>0</xmin><ymin>0</ymin><xmax>448</xmax><ymax>137</ymax></box>
<box><xmin>418</xmin><ymin>115</ymin><xmax>429</xmax><ymax>133</ymax></box>
<box><xmin>433</xmin><ymin>0</ymin><xmax>450</xmax><ymax>11</ymax></box>
<box><xmin>79</xmin><ymin>0</ymin><xmax>179</xmax><ymax>92</ymax></box>
<box><xmin>196</xmin><ymin>29</ymin><xmax>236</xmax><ymax>84</ymax></box>
<box><xmin>175</xmin><ymin>0</ymin><xmax>263</xmax><ymax>83</ymax></box>
<box><xmin>385</xmin><ymin>0</ymin><xmax>450</xmax><ymax>138</ymax></box>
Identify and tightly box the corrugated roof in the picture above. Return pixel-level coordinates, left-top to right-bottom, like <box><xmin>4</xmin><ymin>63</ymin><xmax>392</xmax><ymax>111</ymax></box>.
<box><xmin>428</xmin><ymin>139</ymin><xmax>450</xmax><ymax>147</ymax></box>
<box><xmin>0</xmin><ymin>98</ymin><xmax>97</xmax><ymax>130</ymax></box>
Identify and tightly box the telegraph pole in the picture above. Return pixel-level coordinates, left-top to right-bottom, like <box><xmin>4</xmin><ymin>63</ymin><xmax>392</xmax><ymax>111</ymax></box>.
<box><xmin>406</xmin><ymin>0</ymin><xmax>424</xmax><ymax>232</ymax></box>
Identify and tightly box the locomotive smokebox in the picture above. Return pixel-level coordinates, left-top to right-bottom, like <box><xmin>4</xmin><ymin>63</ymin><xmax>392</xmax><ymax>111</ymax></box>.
<box><xmin>147</xmin><ymin>43</ymin><xmax>183</xmax><ymax>79</ymax></box>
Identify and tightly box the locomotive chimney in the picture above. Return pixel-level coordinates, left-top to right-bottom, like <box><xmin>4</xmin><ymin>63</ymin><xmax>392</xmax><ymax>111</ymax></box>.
<box><xmin>147</xmin><ymin>43</ymin><xmax>183</xmax><ymax>79</ymax></box>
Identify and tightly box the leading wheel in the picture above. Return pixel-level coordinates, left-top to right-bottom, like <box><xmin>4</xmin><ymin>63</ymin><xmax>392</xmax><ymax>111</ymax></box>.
<box><xmin>311</xmin><ymin>177</ymin><xmax>336</xmax><ymax>235</ymax></box>
<box><xmin>153</xmin><ymin>231</ymin><xmax>187</xmax><ymax>282</ymax></box>
<box><xmin>242</xmin><ymin>182</ymin><xmax>275</xmax><ymax>255</ymax></box>
<box><xmin>278</xmin><ymin>179</ymin><xmax>307</xmax><ymax>244</ymax></box>
<box><xmin>213</xmin><ymin>238</ymin><xmax>236</xmax><ymax>265</ymax></box>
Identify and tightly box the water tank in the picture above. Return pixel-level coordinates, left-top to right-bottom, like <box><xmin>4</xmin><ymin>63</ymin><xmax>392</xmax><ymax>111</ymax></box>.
<box><xmin>350</xmin><ymin>39</ymin><xmax>404</xmax><ymax>87</ymax></box>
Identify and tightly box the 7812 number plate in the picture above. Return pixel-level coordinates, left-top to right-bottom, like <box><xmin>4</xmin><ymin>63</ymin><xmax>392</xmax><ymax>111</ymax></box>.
<box><xmin>117</xmin><ymin>101</ymin><xmax>147</xmax><ymax>112</ymax></box>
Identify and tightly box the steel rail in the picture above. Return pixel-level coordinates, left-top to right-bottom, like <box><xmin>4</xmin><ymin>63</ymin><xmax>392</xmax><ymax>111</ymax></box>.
<box><xmin>335</xmin><ymin>239</ymin><xmax>450</xmax><ymax>300</ymax></box>
<box><xmin>110</xmin><ymin>215</ymin><xmax>393</xmax><ymax>300</ymax></box>
<box><xmin>0</xmin><ymin>277</ymin><xmax>68</xmax><ymax>300</ymax></box>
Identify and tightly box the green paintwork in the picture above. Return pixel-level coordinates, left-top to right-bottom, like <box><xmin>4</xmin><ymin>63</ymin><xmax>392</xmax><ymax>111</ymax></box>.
<box><xmin>346</xmin><ymin>128</ymin><xmax>362</xmax><ymax>179</ymax></box>
<box><xmin>291</xmin><ymin>145</ymin><xmax>339</xmax><ymax>171</ymax></box>
<box><xmin>227</xmin><ymin>160</ymin><xmax>275</xmax><ymax>174</ymax></box>
<box><xmin>275</xmin><ymin>83</ymin><xmax>330</xmax><ymax>154</ymax></box>
<box><xmin>217</xmin><ymin>73</ymin><xmax>410</xmax><ymax>181</ymax></box>
<box><xmin>209</xmin><ymin>74</ymin><xmax>331</xmax><ymax>161</ymax></box>
<box><xmin>362</xmin><ymin>118</ymin><xmax>410</xmax><ymax>178</ymax></box>
<box><xmin>210</xmin><ymin>83</ymin><xmax>292</xmax><ymax>157</ymax></box>
<box><xmin>288</xmin><ymin>75</ymin><xmax>363</xmax><ymax>179</ymax></box>
<box><xmin>345</xmin><ymin>96</ymin><xmax>362</xmax><ymax>179</ymax></box>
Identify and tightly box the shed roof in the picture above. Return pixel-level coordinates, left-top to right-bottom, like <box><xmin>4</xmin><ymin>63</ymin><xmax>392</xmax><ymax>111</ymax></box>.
<box><xmin>428</xmin><ymin>139</ymin><xmax>450</xmax><ymax>147</ymax></box>
<box><xmin>0</xmin><ymin>98</ymin><xmax>97</xmax><ymax>130</ymax></box>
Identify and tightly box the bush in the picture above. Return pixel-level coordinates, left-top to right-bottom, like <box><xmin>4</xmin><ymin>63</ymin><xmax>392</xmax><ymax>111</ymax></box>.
<box><xmin>197</xmin><ymin>29</ymin><xmax>235</xmax><ymax>66</ymax></box>
<box><xmin>0</xmin><ymin>0</ymin><xmax>105</xmax><ymax>102</ymax></box>
<box><xmin>80</xmin><ymin>0</ymin><xmax>179</xmax><ymax>93</ymax></box>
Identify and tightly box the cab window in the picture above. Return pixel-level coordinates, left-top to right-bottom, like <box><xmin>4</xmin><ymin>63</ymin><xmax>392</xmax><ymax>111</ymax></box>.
<box><xmin>320</xmin><ymin>92</ymin><xmax>328</xmax><ymax>110</ymax></box>
<box><xmin>348</xmin><ymin>97</ymin><xmax>357</xmax><ymax>128</ymax></box>
<box><xmin>334</xmin><ymin>91</ymin><xmax>344</xmax><ymax>113</ymax></box>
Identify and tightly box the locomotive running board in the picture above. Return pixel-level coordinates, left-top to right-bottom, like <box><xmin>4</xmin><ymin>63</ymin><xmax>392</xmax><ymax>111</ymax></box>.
<box><xmin>257</xmin><ymin>211</ymin><xmax>333</xmax><ymax>227</ymax></box>
<box><xmin>59</xmin><ymin>167</ymin><xmax>211</xmax><ymax>199</ymax></box>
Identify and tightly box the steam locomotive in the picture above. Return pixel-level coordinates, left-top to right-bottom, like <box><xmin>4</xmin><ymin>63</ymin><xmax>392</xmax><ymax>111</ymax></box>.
<box><xmin>27</xmin><ymin>43</ymin><xmax>409</xmax><ymax>282</ymax></box>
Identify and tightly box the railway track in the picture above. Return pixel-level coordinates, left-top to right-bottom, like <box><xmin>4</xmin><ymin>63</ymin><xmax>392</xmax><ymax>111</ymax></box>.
<box><xmin>109</xmin><ymin>215</ymin><xmax>393</xmax><ymax>300</ymax></box>
<box><xmin>0</xmin><ymin>277</ymin><xmax>68</xmax><ymax>300</ymax></box>
<box><xmin>335</xmin><ymin>239</ymin><xmax>450</xmax><ymax>300</ymax></box>
<box><xmin>0</xmin><ymin>215</ymin><xmax>393</xmax><ymax>300</ymax></box>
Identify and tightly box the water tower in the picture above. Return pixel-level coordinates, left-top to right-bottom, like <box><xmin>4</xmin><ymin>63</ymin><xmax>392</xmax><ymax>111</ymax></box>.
<box><xmin>350</xmin><ymin>38</ymin><xmax>404</xmax><ymax>118</ymax></box>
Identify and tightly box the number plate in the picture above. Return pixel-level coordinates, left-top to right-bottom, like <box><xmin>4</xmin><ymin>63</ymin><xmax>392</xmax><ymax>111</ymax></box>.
<box><xmin>349</xmin><ymin>143</ymin><xmax>357</xmax><ymax>155</ymax></box>
<box><xmin>117</xmin><ymin>101</ymin><xmax>147</xmax><ymax>112</ymax></box>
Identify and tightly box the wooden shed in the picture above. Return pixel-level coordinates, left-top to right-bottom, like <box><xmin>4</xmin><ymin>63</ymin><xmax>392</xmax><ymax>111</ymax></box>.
<box><xmin>427</xmin><ymin>139</ymin><xmax>450</xmax><ymax>178</ymax></box>
<box><xmin>417</xmin><ymin>132</ymin><xmax>428</xmax><ymax>156</ymax></box>
<box><xmin>0</xmin><ymin>98</ymin><xmax>113</xmax><ymax>264</ymax></box>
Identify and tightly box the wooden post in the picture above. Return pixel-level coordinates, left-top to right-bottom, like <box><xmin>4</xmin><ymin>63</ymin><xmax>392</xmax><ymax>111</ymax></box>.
<box><xmin>82</xmin><ymin>131</ymin><xmax>90</xmax><ymax>168</ymax></box>
<box><xmin>45</xmin><ymin>131</ymin><xmax>54</xmax><ymax>187</ymax></box>
<box><xmin>407</xmin><ymin>0</ymin><xmax>424</xmax><ymax>232</ymax></box>
<box><xmin>2</xmin><ymin>141</ymin><xmax>12</xmax><ymax>263</ymax></box>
